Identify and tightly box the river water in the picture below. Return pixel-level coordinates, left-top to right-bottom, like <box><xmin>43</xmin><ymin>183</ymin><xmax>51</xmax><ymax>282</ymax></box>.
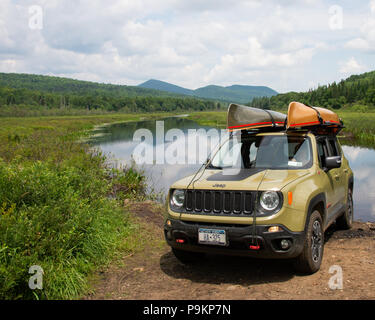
<box><xmin>89</xmin><ymin>117</ymin><xmax>375</xmax><ymax>222</ymax></box>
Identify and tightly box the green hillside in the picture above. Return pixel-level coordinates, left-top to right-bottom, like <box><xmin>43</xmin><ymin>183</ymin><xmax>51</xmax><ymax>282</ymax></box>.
<box><xmin>0</xmin><ymin>73</ymin><xmax>222</xmax><ymax>116</ymax></box>
<box><xmin>138</xmin><ymin>79</ymin><xmax>193</xmax><ymax>96</ymax></box>
<box><xmin>0</xmin><ymin>73</ymin><xmax>186</xmax><ymax>97</ymax></box>
<box><xmin>250</xmin><ymin>70</ymin><xmax>375</xmax><ymax>111</ymax></box>
<box><xmin>138</xmin><ymin>79</ymin><xmax>277</xmax><ymax>104</ymax></box>
<box><xmin>194</xmin><ymin>84</ymin><xmax>277</xmax><ymax>103</ymax></box>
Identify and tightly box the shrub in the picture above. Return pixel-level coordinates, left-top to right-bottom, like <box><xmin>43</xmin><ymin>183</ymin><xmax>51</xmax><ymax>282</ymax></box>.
<box><xmin>0</xmin><ymin>156</ymin><xmax>133</xmax><ymax>299</ymax></box>
<box><xmin>351</xmin><ymin>104</ymin><xmax>369</xmax><ymax>113</ymax></box>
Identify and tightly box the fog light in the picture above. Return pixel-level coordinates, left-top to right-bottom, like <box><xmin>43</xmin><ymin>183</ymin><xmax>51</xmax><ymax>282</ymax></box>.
<box><xmin>280</xmin><ymin>239</ymin><xmax>291</xmax><ymax>250</ymax></box>
<box><xmin>268</xmin><ymin>226</ymin><xmax>282</xmax><ymax>233</ymax></box>
<box><xmin>176</xmin><ymin>239</ymin><xmax>185</xmax><ymax>244</ymax></box>
<box><xmin>166</xmin><ymin>220</ymin><xmax>172</xmax><ymax>226</ymax></box>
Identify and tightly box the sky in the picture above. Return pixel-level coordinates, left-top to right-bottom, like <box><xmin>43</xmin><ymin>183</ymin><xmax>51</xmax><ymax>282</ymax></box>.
<box><xmin>0</xmin><ymin>0</ymin><xmax>375</xmax><ymax>93</ymax></box>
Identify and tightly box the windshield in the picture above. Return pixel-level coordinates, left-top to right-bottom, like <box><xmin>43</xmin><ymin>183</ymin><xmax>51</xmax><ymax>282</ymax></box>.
<box><xmin>209</xmin><ymin>134</ymin><xmax>312</xmax><ymax>170</ymax></box>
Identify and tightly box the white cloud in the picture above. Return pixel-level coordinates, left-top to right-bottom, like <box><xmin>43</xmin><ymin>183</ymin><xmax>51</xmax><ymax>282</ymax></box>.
<box><xmin>204</xmin><ymin>37</ymin><xmax>317</xmax><ymax>84</ymax></box>
<box><xmin>345</xmin><ymin>38</ymin><xmax>371</xmax><ymax>51</ymax></box>
<box><xmin>339</xmin><ymin>57</ymin><xmax>367</xmax><ymax>74</ymax></box>
<box><xmin>370</xmin><ymin>0</ymin><xmax>375</xmax><ymax>13</ymax></box>
<box><xmin>345</xmin><ymin>16</ymin><xmax>375</xmax><ymax>53</ymax></box>
<box><xmin>0</xmin><ymin>0</ymin><xmax>373</xmax><ymax>92</ymax></box>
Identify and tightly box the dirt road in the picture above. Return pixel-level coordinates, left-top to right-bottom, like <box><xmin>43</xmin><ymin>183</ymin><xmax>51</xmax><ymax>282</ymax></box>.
<box><xmin>86</xmin><ymin>202</ymin><xmax>375</xmax><ymax>300</ymax></box>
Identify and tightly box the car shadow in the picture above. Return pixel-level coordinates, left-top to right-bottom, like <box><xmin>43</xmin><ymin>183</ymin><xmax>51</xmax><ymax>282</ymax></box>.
<box><xmin>159</xmin><ymin>251</ymin><xmax>296</xmax><ymax>286</ymax></box>
<box><xmin>324</xmin><ymin>223</ymin><xmax>337</xmax><ymax>243</ymax></box>
<box><xmin>160</xmin><ymin>225</ymin><xmax>342</xmax><ymax>286</ymax></box>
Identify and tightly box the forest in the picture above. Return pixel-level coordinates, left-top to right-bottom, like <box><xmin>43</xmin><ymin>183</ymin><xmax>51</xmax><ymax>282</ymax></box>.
<box><xmin>0</xmin><ymin>73</ymin><xmax>223</xmax><ymax>116</ymax></box>
<box><xmin>250</xmin><ymin>70</ymin><xmax>375</xmax><ymax>111</ymax></box>
<box><xmin>2</xmin><ymin>71</ymin><xmax>375</xmax><ymax>116</ymax></box>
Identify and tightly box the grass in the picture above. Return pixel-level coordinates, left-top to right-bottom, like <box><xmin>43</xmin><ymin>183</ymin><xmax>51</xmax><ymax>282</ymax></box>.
<box><xmin>0</xmin><ymin>112</ymin><xmax>173</xmax><ymax>300</ymax></box>
<box><xmin>337</xmin><ymin>112</ymin><xmax>375</xmax><ymax>147</ymax></box>
<box><xmin>187</xmin><ymin>111</ymin><xmax>227</xmax><ymax>129</ymax></box>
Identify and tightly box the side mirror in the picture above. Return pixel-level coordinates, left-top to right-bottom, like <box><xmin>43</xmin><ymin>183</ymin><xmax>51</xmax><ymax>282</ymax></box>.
<box><xmin>325</xmin><ymin>156</ymin><xmax>342</xmax><ymax>170</ymax></box>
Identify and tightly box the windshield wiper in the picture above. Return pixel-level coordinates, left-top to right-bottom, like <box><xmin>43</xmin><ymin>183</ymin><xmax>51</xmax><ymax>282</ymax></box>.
<box><xmin>207</xmin><ymin>163</ymin><xmax>223</xmax><ymax>170</ymax></box>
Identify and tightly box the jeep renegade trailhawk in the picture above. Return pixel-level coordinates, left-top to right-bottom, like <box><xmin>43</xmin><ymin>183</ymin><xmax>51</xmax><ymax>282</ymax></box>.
<box><xmin>164</xmin><ymin>118</ymin><xmax>354</xmax><ymax>274</ymax></box>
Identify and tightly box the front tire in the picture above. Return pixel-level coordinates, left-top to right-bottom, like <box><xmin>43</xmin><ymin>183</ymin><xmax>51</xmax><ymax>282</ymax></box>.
<box><xmin>293</xmin><ymin>210</ymin><xmax>324</xmax><ymax>274</ymax></box>
<box><xmin>336</xmin><ymin>188</ymin><xmax>353</xmax><ymax>230</ymax></box>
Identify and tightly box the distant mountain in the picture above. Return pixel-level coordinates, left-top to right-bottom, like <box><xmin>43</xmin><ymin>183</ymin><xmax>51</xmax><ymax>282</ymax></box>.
<box><xmin>194</xmin><ymin>84</ymin><xmax>277</xmax><ymax>103</ymax></box>
<box><xmin>138</xmin><ymin>79</ymin><xmax>277</xmax><ymax>104</ymax></box>
<box><xmin>138</xmin><ymin>79</ymin><xmax>193</xmax><ymax>96</ymax></box>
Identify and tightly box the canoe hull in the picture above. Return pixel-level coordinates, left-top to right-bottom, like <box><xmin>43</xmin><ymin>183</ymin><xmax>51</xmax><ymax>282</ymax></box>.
<box><xmin>287</xmin><ymin>101</ymin><xmax>341</xmax><ymax>129</ymax></box>
<box><xmin>227</xmin><ymin>103</ymin><xmax>287</xmax><ymax>131</ymax></box>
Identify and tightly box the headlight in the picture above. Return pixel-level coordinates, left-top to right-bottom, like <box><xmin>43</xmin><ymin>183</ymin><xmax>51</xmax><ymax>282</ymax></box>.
<box><xmin>260</xmin><ymin>191</ymin><xmax>280</xmax><ymax>211</ymax></box>
<box><xmin>170</xmin><ymin>189</ymin><xmax>185</xmax><ymax>208</ymax></box>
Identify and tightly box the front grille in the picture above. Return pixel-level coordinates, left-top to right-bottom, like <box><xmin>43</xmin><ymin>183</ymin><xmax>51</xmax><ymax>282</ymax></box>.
<box><xmin>185</xmin><ymin>190</ymin><xmax>255</xmax><ymax>216</ymax></box>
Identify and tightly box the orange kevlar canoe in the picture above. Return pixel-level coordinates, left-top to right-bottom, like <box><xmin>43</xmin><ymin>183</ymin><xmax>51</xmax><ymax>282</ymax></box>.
<box><xmin>286</xmin><ymin>101</ymin><xmax>342</xmax><ymax>129</ymax></box>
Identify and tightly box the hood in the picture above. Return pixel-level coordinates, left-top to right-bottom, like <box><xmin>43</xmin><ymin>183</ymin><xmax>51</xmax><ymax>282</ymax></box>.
<box><xmin>171</xmin><ymin>168</ymin><xmax>311</xmax><ymax>191</ymax></box>
<box><xmin>258</xmin><ymin>169</ymin><xmax>310</xmax><ymax>191</ymax></box>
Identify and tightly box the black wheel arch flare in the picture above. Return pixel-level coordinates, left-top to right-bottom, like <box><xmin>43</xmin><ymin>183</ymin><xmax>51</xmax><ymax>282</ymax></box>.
<box><xmin>306</xmin><ymin>193</ymin><xmax>327</xmax><ymax>231</ymax></box>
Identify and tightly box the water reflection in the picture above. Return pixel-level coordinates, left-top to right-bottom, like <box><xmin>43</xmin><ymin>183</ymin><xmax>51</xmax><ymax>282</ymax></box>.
<box><xmin>89</xmin><ymin>118</ymin><xmax>217</xmax><ymax>198</ymax></box>
<box><xmin>89</xmin><ymin>118</ymin><xmax>375</xmax><ymax>222</ymax></box>
<box><xmin>341</xmin><ymin>145</ymin><xmax>375</xmax><ymax>222</ymax></box>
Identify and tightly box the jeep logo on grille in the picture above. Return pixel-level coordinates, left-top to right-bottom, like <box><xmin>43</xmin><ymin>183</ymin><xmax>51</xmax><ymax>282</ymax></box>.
<box><xmin>212</xmin><ymin>184</ymin><xmax>226</xmax><ymax>188</ymax></box>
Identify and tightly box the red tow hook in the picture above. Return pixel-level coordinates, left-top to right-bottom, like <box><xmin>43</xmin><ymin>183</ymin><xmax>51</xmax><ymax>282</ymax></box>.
<box><xmin>249</xmin><ymin>244</ymin><xmax>260</xmax><ymax>250</ymax></box>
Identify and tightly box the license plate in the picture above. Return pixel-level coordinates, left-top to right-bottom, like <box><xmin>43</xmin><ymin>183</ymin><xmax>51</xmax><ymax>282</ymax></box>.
<box><xmin>198</xmin><ymin>228</ymin><xmax>226</xmax><ymax>246</ymax></box>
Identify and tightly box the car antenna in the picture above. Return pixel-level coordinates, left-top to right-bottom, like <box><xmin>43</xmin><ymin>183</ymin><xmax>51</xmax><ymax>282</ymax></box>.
<box><xmin>185</xmin><ymin>131</ymin><xmax>231</xmax><ymax>193</ymax></box>
<box><xmin>251</xmin><ymin>169</ymin><xmax>267</xmax><ymax>249</ymax></box>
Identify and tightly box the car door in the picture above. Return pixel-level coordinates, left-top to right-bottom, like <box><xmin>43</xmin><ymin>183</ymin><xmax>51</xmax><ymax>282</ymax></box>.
<box><xmin>316</xmin><ymin>137</ymin><xmax>337</xmax><ymax>223</ymax></box>
<box><xmin>326</xmin><ymin>136</ymin><xmax>346</xmax><ymax>206</ymax></box>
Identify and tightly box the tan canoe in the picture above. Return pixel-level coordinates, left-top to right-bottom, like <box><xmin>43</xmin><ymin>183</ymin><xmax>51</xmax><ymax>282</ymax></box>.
<box><xmin>227</xmin><ymin>103</ymin><xmax>287</xmax><ymax>131</ymax></box>
<box><xmin>287</xmin><ymin>101</ymin><xmax>342</xmax><ymax>129</ymax></box>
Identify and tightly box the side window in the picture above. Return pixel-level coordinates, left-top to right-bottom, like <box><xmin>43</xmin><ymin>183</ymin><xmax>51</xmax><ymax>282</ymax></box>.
<box><xmin>240</xmin><ymin>140</ymin><xmax>257</xmax><ymax>168</ymax></box>
<box><xmin>249</xmin><ymin>142</ymin><xmax>257</xmax><ymax>162</ymax></box>
<box><xmin>328</xmin><ymin>137</ymin><xmax>341</xmax><ymax>157</ymax></box>
<box><xmin>317</xmin><ymin>138</ymin><xmax>329</xmax><ymax>168</ymax></box>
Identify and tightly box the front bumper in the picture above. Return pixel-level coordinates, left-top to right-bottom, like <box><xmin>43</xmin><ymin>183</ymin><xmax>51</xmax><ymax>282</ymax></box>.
<box><xmin>164</xmin><ymin>218</ymin><xmax>305</xmax><ymax>259</ymax></box>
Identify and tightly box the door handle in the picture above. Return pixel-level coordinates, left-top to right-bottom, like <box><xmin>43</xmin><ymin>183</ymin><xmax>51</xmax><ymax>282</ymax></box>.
<box><xmin>334</xmin><ymin>175</ymin><xmax>340</xmax><ymax>181</ymax></box>
<box><xmin>344</xmin><ymin>169</ymin><xmax>348</xmax><ymax>173</ymax></box>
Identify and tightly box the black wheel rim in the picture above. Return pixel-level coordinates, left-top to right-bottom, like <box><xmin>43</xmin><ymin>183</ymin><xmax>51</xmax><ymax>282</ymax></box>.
<box><xmin>311</xmin><ymin>220</ymin><xmax>323</xmax><ymax>263</ymax></box>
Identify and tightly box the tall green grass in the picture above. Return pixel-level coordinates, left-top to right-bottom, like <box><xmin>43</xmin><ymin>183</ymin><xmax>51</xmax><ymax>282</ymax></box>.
<box><xmin>338</xmin><ymin>112</ymin><xmax>375</xmax><ymax>147</ymax></box>
<box><xmin>0</xmin><ymin>159</ymin><xmax>134</xmax><ymax>299</ymax></box>
<box><xmin>0</xmin><ymin>113</ymin><xmax>165</xmax><ymax>299</ymax></box>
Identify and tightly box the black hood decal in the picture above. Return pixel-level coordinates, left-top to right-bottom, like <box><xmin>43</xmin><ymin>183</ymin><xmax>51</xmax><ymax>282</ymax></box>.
<box><xmin>206</xmin><ymin>168</ymin><xmax>265</xmax><ymax>181</ymax></box>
